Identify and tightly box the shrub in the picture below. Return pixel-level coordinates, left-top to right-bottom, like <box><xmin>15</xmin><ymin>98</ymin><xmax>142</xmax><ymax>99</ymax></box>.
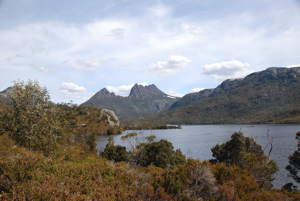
<box><xmin>86</xmin><ymin>131</ymin><xmax>98</xmax><ymax>151</ymax></box>
<box><xmin>139</xmin><ymin>139</ymin><xmax>187</xmax><ymax>168</ymax></box>
<box><xmin>211</xmin><ymin>132</ymin><xmax>278</xmax><ymax>188</ymax></box>
<box><xmin>0</xmin><ymin>80</ymin><xmax>62</xmax><ymax>155</ymax></box>
<box><xmin>285</xmin><ymin>131</ymin><xmax>300</xmax><ymax>190</ymax></box>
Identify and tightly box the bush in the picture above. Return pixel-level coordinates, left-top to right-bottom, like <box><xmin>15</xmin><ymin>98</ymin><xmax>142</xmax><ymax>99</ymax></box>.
<box><xmin>139</xmin><ymin>139</ymin><xmax>186</xmax><ymax>168</ymax></box>
<box><xmin>101</xmin><ymin>145</ymin><xmax>127</xmax><ymax>162</ymax></box>
<box><xmin>86</xmin><ymin>131</ymin><xmax>98</xmax><ymax>151</ymax></box>
<box><xmin>0</xmin><ymin>80</ymin><xmax>62</xmax><ymax>155</ymax></box>
<box><xmin>210</xmin><ymin>132</ymin><xmax>277</xmax><ymax>188</ymax></box>
<box><xmin>285</xmin><ymin>131</ymin><xmax>300</xmax><ymax>189</ymax></box>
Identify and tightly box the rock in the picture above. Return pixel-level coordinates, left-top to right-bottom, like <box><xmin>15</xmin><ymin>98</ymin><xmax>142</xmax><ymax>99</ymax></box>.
<box><xmin>100</xmin><ymin>109</ymin><xmax>120</xmax><ymax>127</ymax></box>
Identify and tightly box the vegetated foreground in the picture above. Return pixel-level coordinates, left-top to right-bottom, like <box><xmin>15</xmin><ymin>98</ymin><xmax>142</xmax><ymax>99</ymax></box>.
<box><xmin>1</xmin><ymin>80</ymin><xmax>300</xmax><ymax>200</ymax></box>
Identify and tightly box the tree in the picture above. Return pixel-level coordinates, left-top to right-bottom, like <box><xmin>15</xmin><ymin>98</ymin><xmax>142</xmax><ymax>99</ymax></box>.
<box><xmin>139</xmin><ymin>139</ymin><xmax>186</xmax><ymax>168</ymax></box>
<box><xmin>101</xmin><ymin>135</ymin><xmax>127</xmax><ymax>162</ymax></box>
<box><xmin>210</xmin><ymin>132</ymin><xmax>264</xmax><ymax>166</ymax></box>
<box><xmin>86</xmin><ymin>131</ymin><xmax>98</xmax><ymax>151</ymax></box>
<box><xmin>121</xmin><ymin>132</ymin><xmax>138</xmax><ymax>150</ymax></box>
<box><xmin>0</xmin><ymin>80</ymin><xmax>62</xmax><ymax>155</ymax></box>
<box><xmin>285</xmin><ymin>131</ymin><xmax>300</xmax><ymax>191</ymax></box>
<box><xmin>210</xmin><ymin>132</ymin><xmax>277</xmax><ymax>188</ymax></box>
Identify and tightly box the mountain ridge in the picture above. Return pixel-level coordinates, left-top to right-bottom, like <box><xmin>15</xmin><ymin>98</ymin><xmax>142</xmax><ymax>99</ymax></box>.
<box><xmin>82</xmin><ymin>84</ymin><xmax>180</xmax><ymax>121</ymax></box>
<box><xmin>123</xmin><ymin>67</ymin><xmax>300</xmax><ymax>125</ymax></box>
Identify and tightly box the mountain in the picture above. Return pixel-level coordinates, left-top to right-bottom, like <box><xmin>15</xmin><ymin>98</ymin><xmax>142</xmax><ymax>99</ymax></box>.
<box><xmin>123</xmin><ymin>67</ymin><xmax>300</xmax><ymax>125</ymax></box>
<box><xmin>168</xmin><ymin>78</ymin><xmax>244</xmax><ymax>110</ymax></box>
<box><xmin>0</xmin><ymin>86</ymin><xmax>13</xmax><ymax>106</ymax></box>
<box><xmin>82</xmin><ymin>84</ymin><xmax>179</xmax><ymax>121</ymax></box>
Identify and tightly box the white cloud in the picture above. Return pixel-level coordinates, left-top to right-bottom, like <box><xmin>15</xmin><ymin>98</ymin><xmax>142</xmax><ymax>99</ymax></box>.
<box><xmin>59</xmin><ymin>83</ymin><xmax>86</xmax><ymax>97</ymax></box>
<box><xmin>29</xmin><ymin>46</ymin><xmax>45</xmax><ymax>55</ymax></box>
<box><xmin>166</xmin><ymin>89</ymin><xmax>184</xmax><ymax>97</ymax></box>
<box><xmin>191</xmin><ymin>87</ymin><xmax>205</xmax><ymax>93</ymax></box>
<box><xmin>106</xmin><ymin>83</ymin><xmax>149</xmax><ymax>96</ymax></box>
<box><xmin>147</xmin><ymin>4</ymin><xmax>171</xmax><ymax>19</ymax></box>
<box><xmin>87</xmin><ymin>81</ymin><xmax>97</xmax><ymax>85</ymax></box>
<box><xmin>119</xmin><ymin>62</ymin><xmax>131</xmax><ymax>67</ymax></box>
<box><xmin>106</xmin><ymin>84</ymin><xmax>134</xmax><ymax>96</ymax></box>
<box><xmin>0</xmin><ymin>1</ymin><xmax>300</xmax><ymax>104</ymax></box>
<box><xmin>145</xmin><ymin>55</ymin><xmax>191</xmax><ymax>77</ymax></box>
<box><xmin>71</xmin><ymin>58</ymin><xmax>108</xmax><ymax>71</ymax></box>
<box><xmin>32</xmin><ymin>63</ymin><xmax>54</xmax><ymax>73</ymax></box>
<box><xmin>285</xmin><ymin>64</ymin><xmax>300</xmax><ymax>68</ymax></box>
<box><xmin>188</xmin><ymin>27</ymin><xmax>205</xmax><ymax>37</ymax></box>
<box><xmin>138</xmin><ymin>82</ymin><xmax>148</xmax><ymax>87</ymax></box>
<box><xmin>106</xmin><ymin>28</ymin><xmax>126</xmax><ymax>38</ymax></box>
<box><xmin>202</xmin><ymin>60</ymin><xmax>253</xmax><ymax>82</ymax></box>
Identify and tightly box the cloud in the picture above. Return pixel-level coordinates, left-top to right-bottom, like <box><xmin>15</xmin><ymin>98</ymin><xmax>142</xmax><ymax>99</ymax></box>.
<box><xmin>29</xmin><ymin>46</ymin><xmax>45</xmax><ymax>55</ymax></box>
<box><xmin>285</xmin><ymin>64</ymin><xmax>300</xmax><ymax>68</ymax></box>
<box><xmin>167</xmin><ymin>89</ymin><xmax>184</xmax><ymax>97</ymax></box>
<box><xmin>106</xmin><ymin>83</ymin><xmax>149</xmax><ymax>96</ymax></box>
<box><xmin>138</xmin><ymin>82</ymin><xmax>148</xmax><ymax>87</ymax></box>
<box><xmin>32</xmin><ymin>63</ymin><xmax>54</xmax><ymax>73</ymax></box>
<box><xmin>191</xmin><ymin>87</ymin><xmax>205</xmax><ymax>93</ymax></box>
<box><xmin>202</xmin><ymin>60</ymin><xmax>252</xmax><ymax>82</ymax></box>
<box><xmin>71</xmin><ymin>58</ymin><xmax>108</xmax><ymax>71</ymax></box>
<box><xmin>59</xmin><ymin>83</ymin><xmax>86</xmax><ymax>97</ymax></box>
<box><xmin>145</xmin><ymin>55</ymin><xmax>191</xmax><ymax>77</ymax></box>
<box><xmin>188</xmin><ymin>27</ymin><xmax>205</xmax><ymax>37</ymax></box>
<box><xmin>106</xmin><ymin>84</ymin><xmax>134</xmax><ymax>96</ymax></box>
<box><xmin>6</xmin><ymin>54</ymin><xmax>22</xmax><ymax>62</ymax></box>
<box><xmin>106</xmin><ymin>28</ymin><xmax>126</xmax><ymax>38</ymax></box>
<box><xmin>87</xmin><ymin>81</ymin><xmax>97</xmax><ymax>85</ymax></box>
<box><xmin>62</xmin><ymin>60</ymin><xmax>69</xmax><ymax>65</ymax></box>
<box><xmin>119</xmin><ymin>62</ymin><xmax>131</xmax><ymax>67</ymax></box>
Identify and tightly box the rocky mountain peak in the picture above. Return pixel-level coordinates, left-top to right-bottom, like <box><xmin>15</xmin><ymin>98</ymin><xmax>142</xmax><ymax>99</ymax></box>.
<box><xmin>128</xmin><ymin>84</ymin><xmax>164</xmax><ymax>99</ymax></box>
<box><xmin>0</xmin><ymin>86</ymin><xmax>13</xmax><ymax>98</ymax></box>
<box><xmin>94</xmin><ymin>88</ymin><xmax>116</xmax><ymax>99</ymax></box>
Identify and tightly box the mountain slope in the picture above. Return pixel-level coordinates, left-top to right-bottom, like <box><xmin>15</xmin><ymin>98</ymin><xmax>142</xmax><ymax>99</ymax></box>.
<box><xmin>0</xmin><ymin>86</ymin><xmax>13</xmax><ymax>105</ymax></box>
<box><xmin>82</xmin><ymin>84</ymin><xmax>179</xmax><ymax>121</ymax></box>
<box><xmin>124</xmin><ymin>67</ymin><xmax>300</xmax><ymax>125</ymax></box>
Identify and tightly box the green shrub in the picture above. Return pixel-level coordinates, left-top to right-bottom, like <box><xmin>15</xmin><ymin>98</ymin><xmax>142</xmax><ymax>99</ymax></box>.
<box><xmin>0</xmin><ymin>80</ymin><xmax>62</xmax><ymax>155</ymax></box>
<box><xmin>211</xmin><ymin>132</ymin><xmax>278</xmax><ymax>188</ymax></box>
<box><xmin>139</xmin><ymin>139</ymin><xmax>187</xmax><ymax>168</ymax></box>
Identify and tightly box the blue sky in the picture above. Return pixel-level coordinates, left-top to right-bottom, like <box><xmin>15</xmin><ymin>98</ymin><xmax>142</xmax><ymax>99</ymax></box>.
<box><xmin>1</xmin><ymin>0</ymin><xmax>300</xmax><ymax>104</ymax></box>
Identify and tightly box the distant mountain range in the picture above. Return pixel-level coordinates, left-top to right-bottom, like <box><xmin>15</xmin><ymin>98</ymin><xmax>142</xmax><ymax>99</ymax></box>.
<box><xmin>1</xmin><ymin>67</ymin><xmax>300</xmax><ymax>124</ymax></box>
<box><xmin>82</xmin><ymin>84</ymin><xmax>179</xmax><ymax>121</ymax></box>
<box><xmin>123</xmin><ymin>67</ymin><xmax>300</xmax><ymax>125</ymax></box>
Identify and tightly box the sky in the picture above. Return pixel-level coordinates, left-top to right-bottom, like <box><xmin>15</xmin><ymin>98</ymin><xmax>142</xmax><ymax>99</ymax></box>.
<box><xmin>0</xmin><ymin>0</ymin><xmax>300</xmax><ymax>104</ymax></box>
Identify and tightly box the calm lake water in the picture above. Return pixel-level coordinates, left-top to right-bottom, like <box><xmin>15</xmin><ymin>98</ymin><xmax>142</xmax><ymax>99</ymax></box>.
<box><xmin>96</xmin><ymin>124</ymin><xmax>300</xmax><ymax>189</ymax></box>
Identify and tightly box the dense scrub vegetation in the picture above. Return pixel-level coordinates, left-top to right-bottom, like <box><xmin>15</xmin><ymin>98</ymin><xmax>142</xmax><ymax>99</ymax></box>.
<box><xmin>1</xmin><ymin>80</ymin><xmax>300</xmax><ymax>200</ymax></box>
<box><xmin>57</xmin><ymin>102</ymin><xmax>122</xmax><ymax>139</ymax></box>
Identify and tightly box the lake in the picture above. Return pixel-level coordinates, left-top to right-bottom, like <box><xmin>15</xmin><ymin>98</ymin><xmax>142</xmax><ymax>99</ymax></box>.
<box><xmin>96</xmin><ymin>124</ymin><xmax>300</xmax><ymax>189</ymax></box>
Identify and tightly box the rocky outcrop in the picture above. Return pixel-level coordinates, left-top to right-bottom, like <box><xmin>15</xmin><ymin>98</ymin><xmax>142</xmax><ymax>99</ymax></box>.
<box><xmin>100</xmin><ymin>109</ymin><xmax>120</xmax><ymax>127</ymax></box>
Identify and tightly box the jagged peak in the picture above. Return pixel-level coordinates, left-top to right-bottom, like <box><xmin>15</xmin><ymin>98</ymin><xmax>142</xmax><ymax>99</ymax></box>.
<box><xmin>94</xmin><ymin>88</ymin><xmax>116</xmax><ymax>99</ymax></box>
<box><xmin>129</xmin><ymin>84</ymin><xmax>163</xmax><ymax>99</ymax></box>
